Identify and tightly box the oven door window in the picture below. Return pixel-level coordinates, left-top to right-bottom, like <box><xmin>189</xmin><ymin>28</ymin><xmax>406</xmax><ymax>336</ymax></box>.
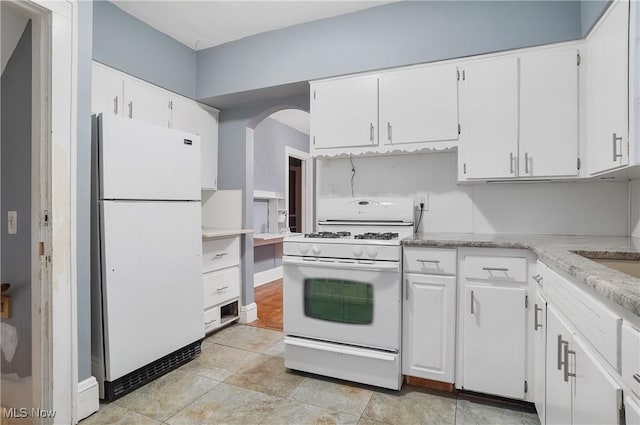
<box><xmin>304</xmin><ymin>278</ymin><xmax>373</xmax><ymax>324</ymax></box>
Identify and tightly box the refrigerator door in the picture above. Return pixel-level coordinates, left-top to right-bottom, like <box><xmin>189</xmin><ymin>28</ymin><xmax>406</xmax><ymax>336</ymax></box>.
<box><xmin>100</xmin><ymin>200</ymin><xmax>204</xmax><ymax>380</ymax></box>
<box><xmin>98</xmin><ymin>114</ymin><xmax>201</xmax><ymax>201</ymax></box>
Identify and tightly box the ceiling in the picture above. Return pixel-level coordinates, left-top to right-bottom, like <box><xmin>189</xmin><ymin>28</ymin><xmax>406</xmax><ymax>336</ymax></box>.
<box><xmin>1</xmin><ymin>2</ymin><xmax>29</xmax><ymax>75</ymax></box>
<box><xmin>269</xmin><ymin>109</ymin><xmax>309</xmax><ymax>135</ymax></box>
<box><xmin>110</xmin><ymin>1</ymin><xmax>397</xmax><ymax>50</ymax></box>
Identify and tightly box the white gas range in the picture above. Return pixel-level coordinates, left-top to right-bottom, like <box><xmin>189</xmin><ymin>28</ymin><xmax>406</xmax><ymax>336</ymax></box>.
<box><xmin>282</xmin><ymin>198</ymin><xmax>414</xmax><ymax>390</ymax></box>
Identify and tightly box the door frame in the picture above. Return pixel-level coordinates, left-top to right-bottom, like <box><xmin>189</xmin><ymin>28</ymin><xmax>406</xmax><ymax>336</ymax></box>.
<box><xmin>284</xmin><ymin>146</ymin><xmax>313</xmax><ymax>234</ymax></box>
<box><xmin>4</xmin><ymin>1</ymin><xmax>78</xmax><ymax>423</ymax></box>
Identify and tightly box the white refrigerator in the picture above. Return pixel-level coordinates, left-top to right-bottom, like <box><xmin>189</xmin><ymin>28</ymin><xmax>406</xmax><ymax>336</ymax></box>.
<box><xmin>91</xmin><ymin>114</ymin><xmax>204</xmax><ymax>401</ymax></box>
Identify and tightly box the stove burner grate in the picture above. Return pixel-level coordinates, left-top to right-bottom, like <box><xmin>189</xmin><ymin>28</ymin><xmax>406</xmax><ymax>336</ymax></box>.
<box><xmin>304</xmin><ymin>231</ymin><xmax>351</xmax><ymax>239</ymax></box>
<box><xmin>354</xmin><ymin>232</ymin><xmax>399</xmax><ymax>240</ymax></box>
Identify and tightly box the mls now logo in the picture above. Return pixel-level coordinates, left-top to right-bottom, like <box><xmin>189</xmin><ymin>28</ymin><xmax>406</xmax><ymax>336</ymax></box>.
<box><xmin>3</xmin><ymin>407</ymin><xmax>28</xmax><ymax>418</ymax></box>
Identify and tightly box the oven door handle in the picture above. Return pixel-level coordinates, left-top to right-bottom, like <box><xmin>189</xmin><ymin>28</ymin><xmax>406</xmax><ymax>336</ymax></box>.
<box><xmin>283</xmin><ymin>256</ymin><xmax>399</xmax><ymax>272</ymax></box>
<box><xmin>284</xmin><ymin>337</ymin><xmax>397</xmax><ymax>362</ymax></box>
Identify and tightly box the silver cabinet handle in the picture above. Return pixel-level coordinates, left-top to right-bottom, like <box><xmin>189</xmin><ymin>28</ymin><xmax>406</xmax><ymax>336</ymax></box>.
<box><xmin>216</xmin><ymin>286</ymin><xmax>229</xmax><ymax>292</ymax></box>
<box><xmin>534</xmin><ymin>304</ymin><xmax>543</xmax><ymax>331</ymax></box>
<box><xmin>370</xmin><ymin>123</ymin><xmax>375</xmax><ymax>142</ymax></box>
<box><xmin>524</xmin><ymin>152</ymin><xmax>529</xmax><ymax>174</ymax></box>
<box><xmin>633</xmin><ymin>373</ymin><xmax>640</xmax><ymax>384</ymax></box>
<box><xmin>557</xmin><ymin>334</ymin><xmax>568</xmax><ymax>370</ymax></box>
<box><xmin>510</xmin><ymin>153</ymin><xmax>514</xmax><ymax>174</ymax></box>
<box><xmin>214</xmin><ymin>252</ymin><xmax>228</xmax><ymax>259</ymax></box>
<box><xmin>388</xmin><ymin>122</ymin><xmax>392</xmax><ymax>142</ymax></box>
<box><xmin>564</xmin><ymin>346</ymin><xmax>576</xmax><ymax>382</ymax></box>
<box><xmin>128</xmin><ymin>101</ymin><xmax>133</xmax><ymax>119</ymax></box>
<box><xmin>113</xmin><ymin>96</ymin><xmax>119</xmax><ymax>115</ymax></box>
<box><xmin>482</xmin><ymin>267</ymin><xmax>509</xmax><ymax>272</ymax></box>
<box><xmin>405</xmin><ymin>279</ymin><xmax>409</xmax><ymax>301</ymax></box>
<box><xmin>470</xmin><ymin>290</ymin><xmax>475</xmax><ymax>314</ymax></box>
<box><xmin>205</xmin><ymin>319</ymin><xmax>217</xmax><ymax>326</ymax></box>
<box><xmin>613</xmin><ymin>133</ymin><xmax>623</xmax><ymax>161</ymax></box>
<box><xmin>532</xmin><ymin>274</ymin><xmax>543</xmax><ymax>283</ymax></box>
<box><xmin>417</xmin><ymin>259</ymin><xmax>440</xmax><ymax>264</ymax></box>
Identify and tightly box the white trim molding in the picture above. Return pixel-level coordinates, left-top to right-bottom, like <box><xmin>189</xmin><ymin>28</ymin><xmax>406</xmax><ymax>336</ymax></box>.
<box><xmin>76</xmin><ymin>377</ymin><xmax>99</xmax><ymax>421</ymax></box>
<box><xmin>239</xmin><ymin>302</ymin><xmax>258</xmax><ymax>324</ymax></box>
<box><xmin>254</xmin><ymin>266</ymin><xmax>283</xmax><ymax>287</ymax></box>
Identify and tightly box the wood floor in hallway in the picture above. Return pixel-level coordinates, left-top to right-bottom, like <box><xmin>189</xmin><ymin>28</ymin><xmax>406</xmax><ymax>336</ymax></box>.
<box><xmin>248</xmin><ymin>279</ymin><xmax>283</xmax><ymax>331</ymax></box>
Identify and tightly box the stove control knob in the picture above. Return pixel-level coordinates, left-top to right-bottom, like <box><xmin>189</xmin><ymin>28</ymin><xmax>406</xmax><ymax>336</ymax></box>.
<box><xmin>312</xmin><ymin>245</ymin><xmax>321</xmax><ymax>255</ymax></box>
<box><xmin>300</xmin><ymin>245</ymin><xmax>309</xmax><ymax>255</ymax></box>
<box><xmin>367</xmin><ymin>247</ymin><xmax>378</xmax><ymax>258</ymax></box>
<box><xmin>353</xmin><ymin>247</ymin><xmax>363</xmax><ymax>257</ymax></box>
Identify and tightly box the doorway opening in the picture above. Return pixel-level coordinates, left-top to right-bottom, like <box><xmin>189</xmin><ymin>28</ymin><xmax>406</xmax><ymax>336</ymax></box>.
<box><xmin>288</xmin><ymin>157</ymin><xmax>302</xmax><ymax>233</ymax></box>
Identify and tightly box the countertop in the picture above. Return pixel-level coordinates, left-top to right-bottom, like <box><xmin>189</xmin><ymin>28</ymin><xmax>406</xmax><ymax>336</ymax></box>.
<box><xmin>202</xmin><ymin>227</ymin><xmax>253</xmax><ymax>240</ymax></box>
<box><xmin>404</xmin><ymin>233</ymin><xmax>640</xmax><ymax>316</ymax></box>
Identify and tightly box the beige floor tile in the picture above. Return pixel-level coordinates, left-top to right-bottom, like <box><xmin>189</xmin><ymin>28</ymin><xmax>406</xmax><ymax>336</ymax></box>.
<box><xmin>114</xmin><ymin>369</ymin><xmax>219</xmax><ymax>421</ymax></box>
<box><xmin>180</xmin><ymin>343</ymin><xmax>260</xmax><ymax>381</ymax></box>
<box><xmin>206</xmin><ymin>324</ymin><xmax>283</xmax><ymax>353</ymax></box>
<box><xmin>80</xmin><ymin>403</ymin><xmax>162</xmax><ymax>425</ymax></box>
<box><xmin>265</xmin><ymin>340</ymin><xmax>285</xmax><ymax>357</ymax></box>
<box><xmin>455</xmin><ymin>399</ymin><xmax>524</xmax><ymax>425</ymax></box>
<box><xmin>521</xmin><ymin>411</ymin><xmax>541</xmax><ymax>425</ymax></box>
<box><xmin>357</xmin><ymin>417</ymin><xmax>391</xmax><ymax>425</ymax></box>
<box><xmin>261</xmin><ymin>398</ymin><xmax>360</xmax><ymax>425</ymax></box>
<box><xmin>225</xmin><ymin>354</ymin><xmax>304</xmax><ymax>398</ymax></box>
<box><xmin>362</xmin><ymin>387</ymin><xmax>457</xmax><ymax>425</ymax></box>
<box><xmin>165</xmin><ymin>382</ymin><xmax>282</xmax><ymax>425</ymax></box>
<box><xmin>289</xmin><ymin>377</ymin><xmax>373</xmax><ymax>417</ymax></box>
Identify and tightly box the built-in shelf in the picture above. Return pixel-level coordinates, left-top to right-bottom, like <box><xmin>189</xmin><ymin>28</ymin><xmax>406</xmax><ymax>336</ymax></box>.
<box><xmin>254</xmin><ymin>191</ymin><xmax>287</xmax><ymax>234</ymax></box>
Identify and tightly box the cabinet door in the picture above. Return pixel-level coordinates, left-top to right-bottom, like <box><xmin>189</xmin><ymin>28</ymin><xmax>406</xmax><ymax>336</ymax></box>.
<box><xmin>571</xmin><ymin>334</ymin><xmax>623</xmax><ymax>425</ymax></box>
<box><xmin>545</xmin><ymin>305</ymin><xmax>572</xmax><ymax>425</ymax></box>
<box><xmin>91</xmin><ymin>63</ymin><xmax>124</xmax><ymax>116</ymax></box>
<box><xmin>625</xmin><ymin>396</ymin><xmax>640</xmax><ymax>425</ymax></box>
<box><xmin>123</xmin><ymin>77</ymin><xmax>171</xmax><ymax>128</ymax></box>
<box><xmin>533</xmin><ymin>293</ymin><xmax>547</xmax><ymax>425</ymax></box>
<box><xmin>402</xmin><ymin>273</ymin><xmax>456</xmax><ymax>383</ymax></box>
<box><xmin>520</xmin><ymin>48</ymin><xmax>579</xmax><ymax>177</ymax></box>
<box><xmin>462</xmin><ymin>285</ymin><xmax>527</xmax><ymax>399</ymax></box>
<box><xmin>310</xmin><ymin>76</ymin><xmax>379</xmax><ymax>150</ymax></box>
<box><xmin>460</xmin><ymin>57</ymin><xmax>519</xmax><ymax>179</ymax></box>
<box><xmin>380</xmin><ymin>64</ymin><xmax>459</xmax><ymax>145</ymax></box>
<box><xmin>587</xmin><ymin>0</ymin><xmax>629</xmax><ymax>175</ymax></box>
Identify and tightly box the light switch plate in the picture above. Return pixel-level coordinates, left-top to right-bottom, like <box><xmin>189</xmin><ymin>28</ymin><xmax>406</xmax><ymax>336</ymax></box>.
<box><xmin>7</xmin><ymin>211</ymin><xmax>17</xmax><ymax>235</ymax></box>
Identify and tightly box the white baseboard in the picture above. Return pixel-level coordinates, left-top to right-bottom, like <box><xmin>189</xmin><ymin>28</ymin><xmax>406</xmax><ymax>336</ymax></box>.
<box><xmin>77</xmin><ymin>376</ymin><xmax>99</xmax><ymax>421</ymax></box>
<box><xmin>254</xmin><ymin>266</ymin><xmax>283</xmax><ymax>287</ymax></box>
<box><xmin>239</xmin><ymin>302</ymin><xmax>258</xmax><ymax>324</ymax></box>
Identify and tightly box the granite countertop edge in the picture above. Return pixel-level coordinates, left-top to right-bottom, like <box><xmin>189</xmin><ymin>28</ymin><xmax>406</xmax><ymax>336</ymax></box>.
<box><xmin>202</xmin><ymin>227</ymin><xmax>254</xmax><ymax>239</ymax></box>
<box><xmin>404</xmin><ymin>234</ymin><xmax>640</xmax><ymax>316</ymax></box>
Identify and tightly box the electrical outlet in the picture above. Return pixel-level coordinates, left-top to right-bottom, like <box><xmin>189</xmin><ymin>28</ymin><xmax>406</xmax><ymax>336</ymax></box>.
<box><xmin>7</xmin><ymin>211</ymin><xmax>17</xmax><ymax>235</ymax></box>
<box><xmin>415</xmin><ymin>194</ymin><xmax>429</xmax><ymax>211</ymax></box>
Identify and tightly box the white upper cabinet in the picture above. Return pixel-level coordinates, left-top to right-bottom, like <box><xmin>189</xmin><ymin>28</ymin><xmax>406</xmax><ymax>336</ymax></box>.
<box><xmin>459</xmin><ymin>56</ymin><xmax>519</xmax><ymax>179</ymax></box>
<box><xmin>520</xmin><ymin>48</ymin><xmax>580</xmax><ymax>178</ymax></box>
<box><xmin>92</xmin><ymin>63</ymin><xmax>124</xmax><ymax>117</ymax></box>
<box><xmin>123</xmin><ymin>77</ymin><xmax>171</xmax><ymax>129</ymax></box>
<box><xmin>380</xmin><ymin>64</ymin><xmax>459</xmax><ymax>146</ymax></box>
<box><xmin>587</xmin><ymin>0</ymin><xmax>630</xmax><ymax>175</ymax></box>
<box><xmin>310</xmin><ymin>76</ymin><xmax>379</xmax><ymax>151</ymax></box>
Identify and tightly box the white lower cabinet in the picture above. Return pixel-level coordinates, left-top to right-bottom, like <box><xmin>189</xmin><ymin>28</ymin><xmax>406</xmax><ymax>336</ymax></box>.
<box><xmin>402</xmin><ymin>248</ymin><xmax>457</xmax><ymax>383</ymax></box>
<box><xmin>533</xmin><ymin>291</ymin><xmax>547</xmax><ymax>425</ymax></box>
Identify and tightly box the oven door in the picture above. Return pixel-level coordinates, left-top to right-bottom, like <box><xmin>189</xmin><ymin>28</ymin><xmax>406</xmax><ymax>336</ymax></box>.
<box><xmin>283</xmin><ymin>255</ymin><xmax>401</xmax><ymax>351</ymax></box>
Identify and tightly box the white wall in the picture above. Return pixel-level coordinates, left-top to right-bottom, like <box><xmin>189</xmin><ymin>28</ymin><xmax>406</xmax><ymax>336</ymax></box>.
<box><xmin>631</xmin><ymin>179</ymin><xmax>640</xmax><ymax>238</ymax></box>
<box><xmin>317</xmin><ymin>153</ymin><xmax>629</xmax><ymax>236</ymax></box>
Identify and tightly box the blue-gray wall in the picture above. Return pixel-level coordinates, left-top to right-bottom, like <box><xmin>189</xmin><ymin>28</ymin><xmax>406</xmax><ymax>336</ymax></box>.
<box><xmin>581</xmin><ymin>1</ymin><xmax>611</xmax><ymax>36</ymax></box>
<box><xmin>77</xmin><ymin>0</ymin><xmax>93</xmax><ymax>383</ymax></box>
<box><xmin>253</xmin><ymin>117</ymin><xmax>309</xmax><ymax>274</ymax></box>
<box><xmin>197</xmin><ymin>1</ymin><xmax>583</xmax><ymax>100</ymax></box>
<box><xmin>1</xmin><ymin>21</ymin><xmax>31</xmax><ymax>378</ymax></box>
<box><xmin>92</xmin><ymin>0</ymin><xmax>196</xmax><ymax>98</ymax></box>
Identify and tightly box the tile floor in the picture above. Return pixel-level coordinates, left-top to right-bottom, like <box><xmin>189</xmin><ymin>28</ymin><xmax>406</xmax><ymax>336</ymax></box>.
<box><xmin>81</xmin><ymin>324</ymin><xmax>540</xmax><ymax>425</ymax></box>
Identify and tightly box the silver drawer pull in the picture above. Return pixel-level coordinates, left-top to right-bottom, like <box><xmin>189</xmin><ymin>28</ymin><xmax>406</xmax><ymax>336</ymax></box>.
<box><xmin>216</xmin><ymin>286</ymin><xmax>229</xmax><ymax>292</ymax></box>
<box><xmin>470</xmin><ymin>290</ymin><xmax>475</xmax><ymax>315</ymax></box>
<box><xmin>633</xmin><ymin>373</ymin><xmax>640</xmax><ymax>384</ymax></box>
<box><xmin>613</xmin><ymin>133</ymin><xmax>623</xmax><ymax>161</ymax></box>
<box><xmin>557</xmin><ymin>334</ymin><xmax>569</xmax><ymax>371</ymax></box>
<box><xmin>482</xmin><ymin>267</ymin><xmax>509</xmax><ymax>272</ymax></box>
<box><xmin>113</xmin><ymin>96</ymin><xmax>119</xmax><ymax>115</ymax></box>
<box><xmin>214</xmin><ymin>252</ymin><xmax>228</xmax><ymax>258</ymax></box>
<box><xmin>534</xmin><ymin>304</ymin><xmax>543</xmax><ymax>331</ymax></box>
<box><xmin>417</xmin><ymin>259</ymin><xmax>440</xmax><ymax>264</ymax></box>
<box><xmin>205</xmin><ymin>320</ymin><xmax>217</xmax><ymax>326</ymax></box>
<box><xmin>564</xmin><ymin>347</ymin><xmax>576</xmax><ymax>382</ymax></box>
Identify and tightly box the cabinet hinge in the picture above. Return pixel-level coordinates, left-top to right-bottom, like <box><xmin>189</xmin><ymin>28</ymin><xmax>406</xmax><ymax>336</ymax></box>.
<box><xmin>462</xmin><ymin>70</ymin><xmax>466</xmax><ymax>81</ymax></box>
<box><xmin>525</xmin><ymin>295</ymin><xmax>529</xmax><ymax>308</ymax></box>
<box><xmin>463</xmin><ymin>163</ymin><xmax>467</xmax><ymax>174</ymax></box>
<box><xmin>577</xmin><ymin>53</ymin><xmax>581</xmax><ymax>66</ymax></box>
<box><xmin>577</xmin><ymin>158</ymin><xmax>581</xmax><ymax>170</ymax></box>
<box><xmin>168</xmin><ymin>100</ymin><xmax>173</xmax><ymax>110</ymax></box>
<box><xmin>457</xmin><ymin>69</ymin><xmax>460</xmax><ymax>81</ymax></box>
<box><xmin>524</xmin><ymin>381</ymin><xmax>528</xmax><ymax>393</ymax></box>
<box><xmin>458</xmin><ymin>124</ymin><xmax>461</xmax><ymax>135</ymax></box>
<box><xmin>42</xmin><ymin>210</ymin><xmax>49</xmax><ymax>227</ymax></box>
<box><xmin>313</xmin><ymin>91</ymin><xmax>316</xmax><ymax>100</ymax></box>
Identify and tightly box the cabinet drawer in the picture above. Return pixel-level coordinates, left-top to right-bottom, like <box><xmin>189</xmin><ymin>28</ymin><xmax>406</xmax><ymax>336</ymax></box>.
<box><xmin>203</xmin><ymin>237</ymin><xmax>240</xmax><ymax>272</ymax></box>
<box><xmin>204</xmin><ymin>306</ymin><xmax>221</xmax><ymax>332</ymax></box>
<box><xmin>203</xmin><ymin>267</ymin><xmax>240</xmax><ymax>308</ymax></box>
<box><xmin>403</xmin><ymin>247</ymin><xmax>456</xmax><ymax>275</ymax></box>
<box><xmin>622</xmin><ymin>322</ymin><xmax>640</xmax><ymax>397</ymax></box>
<box><xmin>464</xmin><ymin>256</ymin><xmax>527</xmax><ymax>283</ymax></box>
